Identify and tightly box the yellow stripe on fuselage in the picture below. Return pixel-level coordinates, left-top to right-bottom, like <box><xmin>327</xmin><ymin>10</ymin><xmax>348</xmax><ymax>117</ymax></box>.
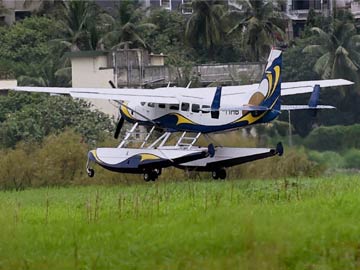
<box><xmin>174</xmin><ymin>113</ymin><xmax>196</xmax><ymax>125</ymax></box>
<box><xmin>140</xmin><ymin>154</ymin><xmax>161</xmax><ymax>162</ymax></box>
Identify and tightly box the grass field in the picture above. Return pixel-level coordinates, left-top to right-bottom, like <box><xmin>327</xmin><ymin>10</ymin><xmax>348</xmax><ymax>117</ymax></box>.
<box><xmin>0</xmin><ymin>175</ymin><xmax>360</xmax><ymax>270</ymax></box>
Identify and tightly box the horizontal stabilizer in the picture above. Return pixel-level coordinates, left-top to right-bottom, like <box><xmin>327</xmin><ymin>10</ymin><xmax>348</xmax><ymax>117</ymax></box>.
<box><xmin>281</xmin><ymin>105</ymin><xmax>335</xmax><ymax>110</ymax></box>
<box><xmin>282</xmin><ymin>79</ymin><xmax>353</xmax><ymax>96</ymax></box>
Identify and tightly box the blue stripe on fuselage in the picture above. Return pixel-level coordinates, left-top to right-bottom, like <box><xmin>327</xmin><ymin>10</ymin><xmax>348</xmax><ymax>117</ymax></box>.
<box><xmin>120</xmin><ymin>109</ymin><xmax>280</xmax><ymax>133</ymax></box>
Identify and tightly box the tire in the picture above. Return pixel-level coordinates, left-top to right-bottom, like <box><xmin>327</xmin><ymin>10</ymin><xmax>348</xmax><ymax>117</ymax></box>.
<box><xmin>150</xmin><ymin>171</ymin><xmax>158</xmax><ymax>181</ymax></box>
<box><xmin>212</xmin><ymin>171</ymin><xmax>219</xmax><ymax>180</ymax></box>
<box><xmin>87</xmin><ymin>169</ymin><xmax>95</xmax><ymax>178</ymax></box>
<box><xmin>143</xmin><ymin>173</ymin><xmax>151</xmax><ymax>182</ymax></box>
<box><xmin>218</xmin><ymin>169</ymin><xmax>226</xmax><ymax>180</ymax></box>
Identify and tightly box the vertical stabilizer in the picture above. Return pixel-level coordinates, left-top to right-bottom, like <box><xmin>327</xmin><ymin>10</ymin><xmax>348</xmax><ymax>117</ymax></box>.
<box><xmin>249</xmin><ymin>50</ymin><xmax>282</xmax><ymax>111</ymax></box>
<box><xmin>256</xmin><ymin>49</ymin><xmax>282</xmax><ymax>111</ymax></box>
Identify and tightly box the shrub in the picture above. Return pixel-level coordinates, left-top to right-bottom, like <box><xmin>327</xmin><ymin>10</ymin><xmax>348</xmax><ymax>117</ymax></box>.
<box><xmin>229</xmin><ymin>147</ymin><xmax>324</xmax><ymax>179</ymax></box>
<box><xmin>0</xmin><ymin>148</ymin><xmax>34</xmax><ymax>190</ymax></box>
<box><xmin>308</xmin><ymin>150</ymin><xmax>345</xmax><ymax>169</ymax></box>
<box><xmin>305</xmin><ymin>125</ymin><xmax>360</xmax><ymax>151</ymax></box>
<box><xmin>344</xmin><ymin>149</ymin><xmax>360</xmax><ymax>169</ymax></box>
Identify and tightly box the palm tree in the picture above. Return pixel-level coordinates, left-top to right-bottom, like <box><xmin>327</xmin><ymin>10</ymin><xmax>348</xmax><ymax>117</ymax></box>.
<box><xmin>185</xmin><ymin>0</ymin><xmax>226</xmax><ymax>55</ymax></box>
<box><xmin>228</xmin><ymin>0</ymin><xmax>285</xmax><ymax>61</ymax></box>
<box><xmin>18</xmin><ymin>56</ymin><xmax>71</xmax><ymax>87</ymax></box>
<box><xmin>54</xmin><ymin>0</ymin><xmax>97</xmax><ymax>52</ymax></box>
<box><xmin>303</xmin><ymin>19</ymin><xmax>360</xmax><ymax>81</ymax></box>
<box><xmin>100</xmin><ymin>0</ymin><xmax>155</xmax><ymax>49</ymax></box>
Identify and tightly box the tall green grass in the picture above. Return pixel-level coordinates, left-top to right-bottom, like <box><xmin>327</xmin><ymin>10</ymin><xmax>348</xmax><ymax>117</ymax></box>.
<box><xmin>0</xmin><ymin>175</ymin><xmax>360</xmax><ymax>269</ymax></box>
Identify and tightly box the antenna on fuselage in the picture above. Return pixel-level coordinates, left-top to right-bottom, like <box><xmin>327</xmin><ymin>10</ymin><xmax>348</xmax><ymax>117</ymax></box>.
<box><xmin>186</xmin><ymin>81</ymin><xmax>192</xmax><ymax>88</ymax></box>
<box><xmin>167</xmin><ymin>82</ymin><xmax>171</xmax><ymax>88</ymax></box>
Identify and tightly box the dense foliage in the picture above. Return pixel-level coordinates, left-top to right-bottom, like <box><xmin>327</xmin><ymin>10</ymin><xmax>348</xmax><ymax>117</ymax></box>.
<box><xmin>0</xmin><ymin>92</ymin><xmax>114</xmax><ymax>149</ymax></box>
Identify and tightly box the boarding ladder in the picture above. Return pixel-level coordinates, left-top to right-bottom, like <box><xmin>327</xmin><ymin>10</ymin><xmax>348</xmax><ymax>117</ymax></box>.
<box><xmin>118</xmin><ymin>123</ymin><xmax>156</xmax><ymax>148</ymax></box>
<box><xmin>175</xmin><ymin>132</ymin><xmax>201</xmax><ymax>149</ymax></box>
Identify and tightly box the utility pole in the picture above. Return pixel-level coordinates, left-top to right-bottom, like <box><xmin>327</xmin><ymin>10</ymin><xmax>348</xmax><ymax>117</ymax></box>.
<box><xmin>288</xmin><ymin>110</ymin><xmax>292</xmax><ymax>146</ymax></box>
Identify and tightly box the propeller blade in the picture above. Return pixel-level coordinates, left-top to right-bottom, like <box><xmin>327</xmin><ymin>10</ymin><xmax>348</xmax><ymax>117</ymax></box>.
<box><xmin>109</xmin><ymin>80</ymin><xmax>116</xmax><ymax>89</ymax></box>
<box><xmin>114</xmin><ymin>117</ymin><xmax>124</xmax><ymax>139</ymax></box>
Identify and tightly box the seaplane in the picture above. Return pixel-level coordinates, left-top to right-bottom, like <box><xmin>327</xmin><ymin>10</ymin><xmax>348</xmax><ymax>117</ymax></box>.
<box><xmin>2</xmin><ymin>49</ymin><xmax>353</xmax><ymax>181</ymax></box>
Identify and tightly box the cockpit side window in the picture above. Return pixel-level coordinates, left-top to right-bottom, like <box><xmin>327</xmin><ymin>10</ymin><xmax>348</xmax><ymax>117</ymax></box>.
<box><xmin>192</xmin><ymin>104</ymin><xmax>200</xmax><ymax>113</ymax></box>
<box><xmin>158</xmin><ymin>103</ymin><xmax>166</xmax><ymax>109</ymax></box>
<box><xmin>148</xmin><ymin>103</ymin><xmax>155</xmax><ymax>108</ymax></box>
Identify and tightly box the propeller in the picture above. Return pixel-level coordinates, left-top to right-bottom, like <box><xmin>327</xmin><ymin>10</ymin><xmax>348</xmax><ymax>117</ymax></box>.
<box><xmin>114</xmin><ymin>116</ymin><xmax>125</xmax><ymax>139</ymax></box>
<box><xmin>109</xmin><ymin>80</ymin><xmax>116</xmax><ymax>89</ymax></box>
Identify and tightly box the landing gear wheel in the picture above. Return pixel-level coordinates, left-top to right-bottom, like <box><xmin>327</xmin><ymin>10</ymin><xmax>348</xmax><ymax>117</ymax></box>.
<box><xmin>218</xmin><ymin>169</ymin><xmax>226</xmax><ymax>180</ymax></box>
<box><xmin>212</xmin><ymin>169</ymin><xmax>226</xmax><ymax>180</ymax></box>
<box><xmin>212</xmin><ymin>171</ymin><xmax>219</xmax><ymax>180</ymax></box>
<box><xmin>150</xmin><ymin>171</ymin><xmax>158</xmax><ymax>182</ymax></box>
<box><xmin>143</xmin><ymin>172</ymin><xmax>151</xmax><ymax>182</ymax></box>
<box><xmin>87</xmin><ymin>168</ymin><xmax>95</xmax><ymax>178</ymax></box>
<box><xmin>143</xmin><ymin>170</ymin><xmax>159</xmax><ymax>182</ymax></box>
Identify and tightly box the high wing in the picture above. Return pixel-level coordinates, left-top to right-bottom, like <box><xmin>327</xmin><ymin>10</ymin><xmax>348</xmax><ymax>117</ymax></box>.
<box><xmin>10</xmin><ymin>86</ymin><xmax>180</xmax><ymax>104</ymax></box>
<box><xmin>2</xmin><ymin>78</ymin><xmax>353</xmax><ymax>104</ymax></box>
<box><xmin>5</xmin><ymin>84</ymin><xmax>257</xmax><ymax>105</ymax></box>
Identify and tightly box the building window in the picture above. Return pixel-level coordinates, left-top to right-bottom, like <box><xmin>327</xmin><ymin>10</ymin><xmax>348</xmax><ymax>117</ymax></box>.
<box><xmin>292</xmin><ymin>0</ymin><xmax>321</xmax><ymax>10</ymax></box>
<box><xmin>0</xmin><ymin>16</ymin><xmax>5</xmax><ymax>26</ymax></box>
<box><xmin>160</xmin><ymin>0</ymin><xmax>171</xmax><ymax>10</ymax></box>
<box><xmin>182</xmin><ymin>0</ymin><xmax>192</xmax><ymax>14</ymax></box>
<box><xmin>15</xmin><ymin>11</ymin><xmax>31</xmax><ymax>21</ymax></box>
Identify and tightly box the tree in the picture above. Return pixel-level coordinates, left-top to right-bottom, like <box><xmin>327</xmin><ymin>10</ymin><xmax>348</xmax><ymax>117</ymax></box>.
<box><xmin>0</xmin><ymin>94</ymin><xmax>114</xmax><ymax>149</ymax></box>
<box><xmin>185</xmin><ymin>0</ymin><xmax>226</xmax><ymax>58</ymax></box>
<box><xmin>100</xmin><ymin>0</ymin><xmax>155</xmax><ymax>49</ymax></box>
<box><xmin>303</xmin><ymin>15</ymin><xmax>360</xmax><ymax>82</ymax></box>
<box><xmin>142</xmin><ymin>9</ymin><xmax>194</xmax><ymax>64</ymax></box>
<box><xmin>228</xmin><ymin>0</ymin><xmax>285</xmax><ymax>61</ymax></box>
<box><xmin>54</xmin><ymin>0</ymin><xmax>98</xmax><ymax>52</ymax></box>
<box><xmin>0</xmin><ymin>16</ymin><xmax>61</xmax><ymax>77</ymax></box>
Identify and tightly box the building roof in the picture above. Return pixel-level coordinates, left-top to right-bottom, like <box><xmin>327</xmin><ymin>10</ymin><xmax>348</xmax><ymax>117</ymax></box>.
<box><xmin>65</xmin><ymin>51</ymin><xmax>109</xmax><ymax>58</ymax></box>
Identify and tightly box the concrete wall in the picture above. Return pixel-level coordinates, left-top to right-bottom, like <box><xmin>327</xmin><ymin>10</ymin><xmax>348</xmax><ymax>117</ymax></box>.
<box><xmin>116</xmin><ymin>63</ymin><xmax>264</xmax><ymax>87</ymax></box>
<box><xmin>71</xmin><ymin>55</ymin><xmax>119</xmax><ymax>118</ymax></box>
<box><xmin>1</xmin><ymin>0</ymin><xmax>42</xmax><ymax>25</ymax></box>
<box><xmin>0</xmin><ymin>79</ymin><xmax>17</xmax><ymax>95</ymax></box>
<box><xmin>71</xmin><ymin>56</ymin><xmax>113</xmax><ymax>88</ymax></box>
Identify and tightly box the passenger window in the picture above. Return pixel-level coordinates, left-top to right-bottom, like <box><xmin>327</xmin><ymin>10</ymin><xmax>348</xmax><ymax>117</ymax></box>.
<box><xmin>158</xmin><ymin>103</ymin><xmax>166</xmax><ymax>109</ymax></box>
<box><xmin>192</xmin><ymin>104</ymin><xmax>200</xmax><ymax>113</ymax></box>
<box><xmin>202</xmin><ymin>105</ymin><xmax>210</xmax><ymax>113</ymax></box>
<box><xmin>169</xmin><ymin>104</ymin><xmax>179</xmax><ymax>110</ymax></box>
<box><xmin>148</xmin><ymin>103</ymin><xmax>155</xmax><ymax>108</ymax></box>
<box><xmin>181</xmin><ymin>103</ymin><xmax>190</xmax><ymax>111</ymax></box>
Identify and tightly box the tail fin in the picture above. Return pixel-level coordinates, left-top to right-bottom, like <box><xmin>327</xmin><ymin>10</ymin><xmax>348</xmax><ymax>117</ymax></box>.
<box><xmin>257</xmin><ymin>49</ymin><xmax>282</xmax><ymax>111</ymax></box>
